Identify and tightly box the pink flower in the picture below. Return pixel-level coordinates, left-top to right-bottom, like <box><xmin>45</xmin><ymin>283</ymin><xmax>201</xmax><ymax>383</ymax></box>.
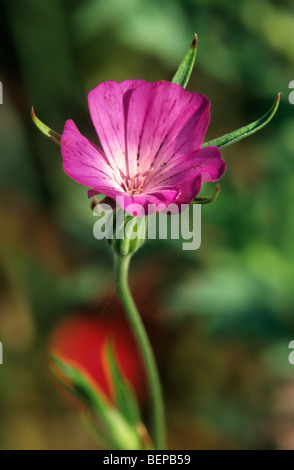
<box><xmin>61</xmin><ymin>80</ymin><xmax>225</xmax><ymax>213</ymax></box>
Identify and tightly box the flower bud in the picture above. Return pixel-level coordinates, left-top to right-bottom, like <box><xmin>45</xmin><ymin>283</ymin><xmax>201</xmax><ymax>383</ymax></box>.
<box><xmin>108</xmin><ymin>212</ymin><xmax>147</xmax><ymax>256</ymax></box>
<box><xmin>93</xmin><ymin>202</ymin><xmax>147</xmax><ymax>256</ymax></box>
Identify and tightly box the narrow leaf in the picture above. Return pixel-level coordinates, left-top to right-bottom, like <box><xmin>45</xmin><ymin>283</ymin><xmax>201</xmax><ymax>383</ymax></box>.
<box><xmin>172</xmin><ymin>34</ymin><xmax>198</xmax><ymax>89</ymax></box>
<box><xmin>193</xmin><ymin>184</ymin><xmax>220</xmax><ymax>204</ymax></box>
<box><xmin>105</xmin><ymin>340</ymin><xmax>141</xmax><ymax>428</ymax></box>
<box><xmin>31</xmin><ymin>107</ymin><xmax>61</xmax><ymax>145</ymax></box>
<box><xmin>203</xmin><ymin>94</ymin><xmax>280</xmax><ymax>150</ymax></box>
<box><xmin>50</xmin><ymin>354</ymin><xmax>142</xmax><ymax>450</ymax></box>
<box><xmin>50</xmin><ymin>354</ymin><xmax>108</xmax><ymax>414</ymax></box>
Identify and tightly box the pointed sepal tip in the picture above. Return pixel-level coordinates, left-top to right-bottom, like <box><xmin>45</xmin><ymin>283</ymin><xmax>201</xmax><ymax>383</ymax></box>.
<box><xmin>203</xmin><ymin>93</ymin><xmax>281</xmax><ymax>150</ymax></box>
<box><xmin>31</xmin><ymin>107</ymin><xmax>61</xmax><ymax>145</ymax></box>
<box><xmin>171</xmin><ymin>34</ymin><xmax>198</xmax><ymax>89</ymax></box>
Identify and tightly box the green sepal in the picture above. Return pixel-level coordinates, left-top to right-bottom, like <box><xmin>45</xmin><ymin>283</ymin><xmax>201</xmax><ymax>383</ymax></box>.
<box><xmin>50</xmin><ymin>354</ymin><xmax>142</xmax><ymax>450</ymax></box>
<box><xmin>172</xmin><ymin>34</ymin><xmax>198</xmax><ymax>89</ymax></box>
<box><xmin>31</xmin><ymin>107</ymin><xmax>61</xmax><ymax>145</ymax></box>
<box><xmin>203</xmin><ymin>94</ymin><xmax>280</xmax><ymax>150</ymax></box>
<box><xmin>105</xmin><ymin>340</ymin><xmax>142</xmax><ymax>429</ymax></box>
<box><xmin>111</xmin><ymin>214</ymin><xmax>146</xmax><ymax>256</ymax></box>
<box><xmin>193</xmin><ymin>184</ymin><xmax>220</xmax><ymax>205</ymax></box>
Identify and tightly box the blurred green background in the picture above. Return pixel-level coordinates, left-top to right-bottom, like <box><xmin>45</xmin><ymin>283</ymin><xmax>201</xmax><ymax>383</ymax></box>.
<box><xmin>1</xmin><ymin>0</ymin><xmax>294</xmax><ymax>450</ymax></box>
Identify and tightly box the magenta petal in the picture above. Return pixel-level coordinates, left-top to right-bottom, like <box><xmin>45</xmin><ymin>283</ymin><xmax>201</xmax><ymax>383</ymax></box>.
<box><xmin>126</xmin><ymin>81</ymin><xmax>210</xmax><ymax>175</ymax></box>
<box><xmin>116</xmin><ymin>188</ymin><xmax>180</xmax><ymax>215</ymax></box>
<box><xmin>147</xmin><ymin>147</ymin><xmax>225</xmax><ymax>206</ymax></box>
<box><xmin>88</xmin><ymin>80</ymin><xmax>145</xmax><ymax>176</ymax></box>
<box><xmin>61</xmin><ymin>119</ymin><xmax>124</xmax><ymax>198</ymax></box>
<box><xmin>88</xmin><ymin>189</ymin><xmax>100</xmax><ymax>198</ymax></box>
<box><xmin>186</xmin><ymin>146</ymin><xmax>226</xmax><ymax>183</ymax></box>
<box><xmin>174</xmin><ymin>175</ymin><xmax>202</xmax><ymax>206</ymax></box>
<box><xmin>147</xmin><ymin>146</ymin><xmax>225</xmax><ymax>191</ymax></box>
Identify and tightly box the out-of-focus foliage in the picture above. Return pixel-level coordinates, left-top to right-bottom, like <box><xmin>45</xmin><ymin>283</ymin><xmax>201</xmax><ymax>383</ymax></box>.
<box><xmin>0</xmin><ymin>0</ymin><xmax>294</xmax><ymax>450</ymax></box>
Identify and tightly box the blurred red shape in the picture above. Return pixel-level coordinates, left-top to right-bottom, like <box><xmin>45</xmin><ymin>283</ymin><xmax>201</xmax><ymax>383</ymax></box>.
<box><xmin>49</xmin><ymin>314</ymin><xmax>147</xmax><ymax>406</ymax></box>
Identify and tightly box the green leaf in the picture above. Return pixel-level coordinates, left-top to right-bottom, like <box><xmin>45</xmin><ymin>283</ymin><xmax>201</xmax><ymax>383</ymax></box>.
<box><xmin>202</xmin><ymin>94</ymin><xmax>280</xmax><ymax>150</ymax></box>
<box><xmin>31</xmin><ymin>107</ymin><xmax>61</xmax><ymax>145</ymax></box>
<box><xmin>193</xmin><ymin>184</ymin><xmax>220</xmax><ymax>205</ymax></box>
<box><xmin>172</xmin><ymin>34</ymin><xmax>198</xmax><ymax>89</ymax></box>
<box><xmin>50</xmin><ymin>354</ymin><xmax>142</xmax><ymax>450</ymax></box>
<box><xmin>50</xmin><ymin>354</ymin><xmax>108</xmax><ymax>414</ymax></box>
<box><xmin>105</xmin><ymin>340</ymin><xmax>141</xmax><ymax>428</ymax></box>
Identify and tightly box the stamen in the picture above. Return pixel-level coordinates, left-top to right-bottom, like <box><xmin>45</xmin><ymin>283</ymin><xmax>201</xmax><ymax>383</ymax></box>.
<box><xmin>120</xmin><ymin>167</ymin><xmax>155</xmax><ymax>195</ymax></box>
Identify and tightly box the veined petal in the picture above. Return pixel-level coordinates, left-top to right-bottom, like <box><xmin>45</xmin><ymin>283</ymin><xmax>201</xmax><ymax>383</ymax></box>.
<box><xmin>126</xmin><ymin>81</ymin><xmax>210</xmax><ymax>176</ymax></box>
<box><xmin>175</xmin><ymin>175</ymin><xmax>202</xmax><ymax>206</ymax></box>
<box><xmin>88</xmin><ymin>80</ymin><xmax>145</xmax><ymax>177</ymax></box>
<box><xmin>194</xmin><ymin>146</ymin><xmax>226</xmax><ymax>183</ymax></box>
<box><xmin>61</xmin><ymin>119</ymin><xmax>124</xmax><ymax>197</ymax></box>
<box><xmin>146</xmin><ymin>146</ymin><xmax>225</xmax><ymax>192</ymax></box>
<box><xmin>146</xmin><ymin>146</ymin><xmax>225</xmax><ymax>207</ymax></box>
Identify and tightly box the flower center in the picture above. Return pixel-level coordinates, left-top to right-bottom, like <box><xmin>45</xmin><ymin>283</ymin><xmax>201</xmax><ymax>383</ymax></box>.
<box><xmin>119</xmin><ymin>168</ymin><xmax>154</xmax><ymax>196</ymax></box>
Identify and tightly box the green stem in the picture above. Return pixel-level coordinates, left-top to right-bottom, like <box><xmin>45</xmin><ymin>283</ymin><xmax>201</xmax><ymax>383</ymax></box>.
<box><xmin>114</xmin><ymin>253</ymin><xmax>166</xmax><ymax>450</ymax></box>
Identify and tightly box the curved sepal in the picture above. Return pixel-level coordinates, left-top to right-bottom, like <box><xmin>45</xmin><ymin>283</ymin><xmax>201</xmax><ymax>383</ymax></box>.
<box><xmin>193</xmin><ymin>184</ymin><xmax>220</xmax><ymax>205</ymax></box>
<box><xmin>31</xmin><ymin>107</ymin><xmax>61</xmax><ymax>145</ymax></box>
<box><xmin>50</xmin><ymin>354</ymin><xmax>144</xmax><ymax>450</ymax></box>
<box><xmin>203</xmin><ymin>94</ymin><xmax>280</xmax><ymax>150</ymax></box>
<box><xmin>172</xmin><ymin>34</ymin><xmax>198</xmax><ymax>89</ymax></box>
